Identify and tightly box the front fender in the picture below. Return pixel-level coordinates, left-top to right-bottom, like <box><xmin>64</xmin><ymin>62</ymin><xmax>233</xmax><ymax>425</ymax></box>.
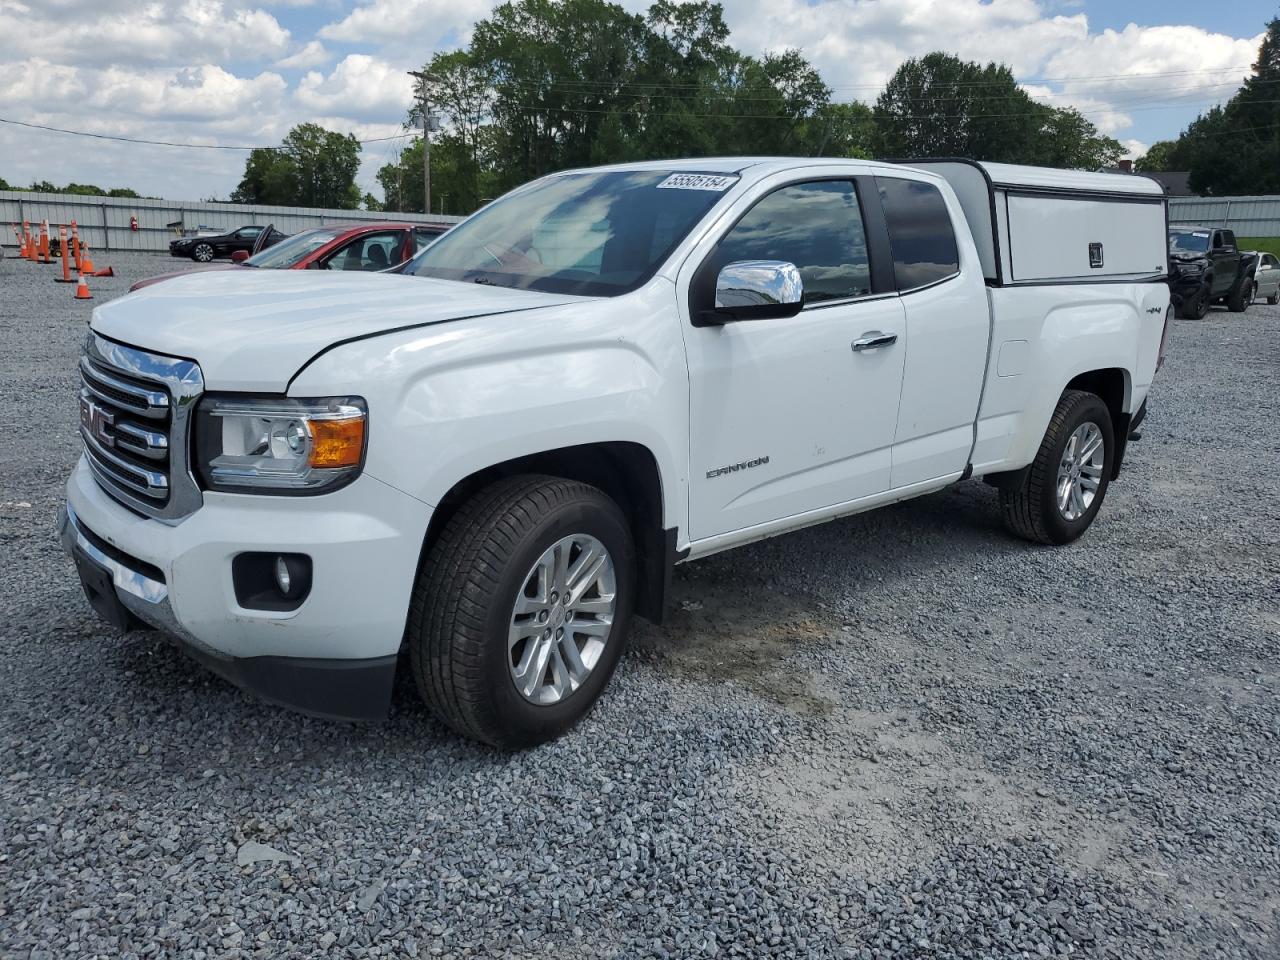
<box><xmin>290</xmin><ymin>284</ymin><xmax>690</xmax><ymax>533</ymax></box>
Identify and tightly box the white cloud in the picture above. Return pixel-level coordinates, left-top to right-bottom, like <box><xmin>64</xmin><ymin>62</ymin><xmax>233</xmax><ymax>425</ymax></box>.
<box><xmin>319</xmin><ymin>0</ymin><xmax>491</xmax><ymax>49</ymax></box>
<box><xmin>295</xmin><ymin>54</ymin><xmax>416</xmax><ymax>121</ymax></box>
<box><xmin>0</xmin><ymin>0</ymin><xmax>291</xmax><ymax>66</ymax></box>
<box><xmin>1121</xmin><ymin>138</ymin><xmax>1147</xmax><ymax>161</ymax></box>
<box><xmin>276</xmin><ymin>40</ymin><xmax>334</xmax><ymax>70</ymax></box>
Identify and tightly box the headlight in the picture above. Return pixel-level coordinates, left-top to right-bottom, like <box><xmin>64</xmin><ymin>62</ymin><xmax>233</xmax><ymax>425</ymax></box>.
<box><xmin>195</xmin><ymin>395</ymin><xmax>367</xmax><ymax>494</ymax></box>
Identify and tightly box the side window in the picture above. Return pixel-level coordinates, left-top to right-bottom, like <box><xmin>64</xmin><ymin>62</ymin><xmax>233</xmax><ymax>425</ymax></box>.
<box><xmin>1211</xmin><ymin>231</ymin><xmax>1223</xmax><ymax>249</ymax></box>
<box><xmin>236</xmin><ymin>227</ymin><xmax>263</xmax><ymax>239</ymax></box>
<box><xmin>875</xmin><ymin>177</ymin><xmax>959</xmax><ymax>291</ymax></box>
<box><xmin>326</xmin><ymin>232</ymin><xmax>402</xmax><ymax>271</ymax></box>
<box><xmin>1267</xmin><ymin>254</ymin><xmax>1279</xmax><ymax>269</ymax></box>
<box><xmin>715</xmin><ymin>181</ymin><xmax>870</xmax><ymax>303</ymax></box>
<box><xmin>1221</xmin><ymin>230</ymin><xmax>1236</xmax><ymax>249</ymax></box>
<box><xmin>414</xmin><ymin>227</ymin><xmax>443</xmax><ymax>252</ymax></box>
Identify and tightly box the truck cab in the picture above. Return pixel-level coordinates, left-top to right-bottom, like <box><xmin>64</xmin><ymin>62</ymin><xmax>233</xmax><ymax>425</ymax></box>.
<box><xmin>60</xmin><ymin>157</ymin><xmax>1170</xmax><ymax>746</ymax></box>
<box><xmin>1168</xmin><ymin>224</ymin><xmax>1253</xmax><ymax>318</ymax></box>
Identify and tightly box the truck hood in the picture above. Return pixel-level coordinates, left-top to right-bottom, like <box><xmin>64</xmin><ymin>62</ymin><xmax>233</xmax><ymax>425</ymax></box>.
<box><xmin>91</xmin><ymin>270</ymin><xmax>582</xmax><ymax>391</ymax></box>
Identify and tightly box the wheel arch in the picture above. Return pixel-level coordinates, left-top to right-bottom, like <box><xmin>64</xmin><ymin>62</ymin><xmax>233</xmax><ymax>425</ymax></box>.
<box><xmin>419</xmin><ymin>441</ymin><xmax>678</xmax><ymax>624</ymax></box>
<box><xmin>1065</xmin><ymin>367</ymin><xmax>1132</xmax><ymax>479</ymax></box>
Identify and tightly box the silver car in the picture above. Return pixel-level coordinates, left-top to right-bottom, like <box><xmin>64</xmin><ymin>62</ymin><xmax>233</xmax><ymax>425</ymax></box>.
<box><xmin>1249</xmin><ymin>252</ymin><xmax>1280</xmax><ymax>305</ymax></box>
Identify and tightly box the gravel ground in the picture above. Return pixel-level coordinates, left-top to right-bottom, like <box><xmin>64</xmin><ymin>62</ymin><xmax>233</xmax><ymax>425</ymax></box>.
<box><xmin>2</xmin><ymin>251</ymin><xmax>1278</xmax><ymax>959</ymax></box>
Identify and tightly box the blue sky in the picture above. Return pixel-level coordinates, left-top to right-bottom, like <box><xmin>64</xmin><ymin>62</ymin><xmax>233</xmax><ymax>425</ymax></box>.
<box><xmin>0</xmin><ymin>0</ymin><xmax>1269</xmax><ymax>202</ymax></box>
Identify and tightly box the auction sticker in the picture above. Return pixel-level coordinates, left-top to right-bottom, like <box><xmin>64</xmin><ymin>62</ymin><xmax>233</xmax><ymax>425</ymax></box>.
<box><xmin>656</xmin><ymin>173</ymin><xmax>737</xmax><ymax>191</ymax></box>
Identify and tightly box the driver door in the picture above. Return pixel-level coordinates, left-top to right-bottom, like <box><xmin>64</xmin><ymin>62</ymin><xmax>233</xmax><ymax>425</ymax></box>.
<box><xmin>682</xmin><ymin>178</ymin><xmax>907</xmax><ymax>541</ymax></box>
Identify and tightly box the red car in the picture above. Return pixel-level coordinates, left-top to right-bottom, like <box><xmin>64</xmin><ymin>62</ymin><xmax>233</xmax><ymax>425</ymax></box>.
<box><xmin>129</xmin><ymin>221</ymin><xmax>451</xmax><ymax>292</ymax></box>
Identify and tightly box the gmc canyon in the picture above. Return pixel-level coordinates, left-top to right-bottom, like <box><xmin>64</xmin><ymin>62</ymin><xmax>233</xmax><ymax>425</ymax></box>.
<box><xmin>59</xmin><ymin>158</ymin><xmax>1171</xmax><ymax>746</ymax></box>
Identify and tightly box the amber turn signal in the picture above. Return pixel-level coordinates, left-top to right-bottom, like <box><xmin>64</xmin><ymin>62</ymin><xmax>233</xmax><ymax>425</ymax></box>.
<box><xmin>308</xmin><ymin>415</ymin><xmax>365</xmax><ymax>468</ymax></box>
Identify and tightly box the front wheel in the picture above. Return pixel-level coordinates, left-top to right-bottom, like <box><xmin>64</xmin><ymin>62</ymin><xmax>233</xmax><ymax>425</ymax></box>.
<box><xmin>191</xmin><ymin>242</ymin><xmax>214</xmax><ymax>262</ymax></box>
<box><xmin>1180</xmin><ymin>280</ymin><xmax>1211</xmax><ymax>319</ymax></box>
<box><xmin>408</xmin><ymin>475</ymin><xmax>635</xmax><ymax>748</ymax></box>
<box><xmin>1000</xmin><ymin>390</ymin><xmax>1114</xmax><ymax>545</ymax></box>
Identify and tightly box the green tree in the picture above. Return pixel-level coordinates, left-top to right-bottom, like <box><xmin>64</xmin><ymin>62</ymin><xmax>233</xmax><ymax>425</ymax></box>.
<box><xmin>378</xmin><ymin>134</ymin><xmax>501</xmax><ymax>215</ymax></box>
<box><xmin>1134</xmin><ymin>139</ymin><xmax>1182</xmax><ymax>172</ymax></box>
<box><xmin>232</xmin><ymin>123</ymin><xmax>362</xmax><ymax>208</ymax></box>
<box><xmin>0</xmin><ymin>175</ymin><xmax>11</xmax><ymax>190</ymax></box>
<box><xmin>392</xmin><ymin>0</ymin><xmax>833</xmax><ymax>210</ymax></box>
<box><xmin>874</xmin><ymin>53</ymin><xmax>1047</xmax><ymax>161</ymax></box>
<box><xmin>874</xmin><ymin>52</ymin><xmax>1123</xmax><ymax>169</ymax></box>
<box><xmin>1034</xmin><ymin>106</ymin><xmax>1123</xmax><ymax>170</ymax></box>
<box><xmin>807</xmin><ymin>102</ymin><xmax>877</xmax><ymax>158</ymax></box>
<box><xmin>1180</xmin><ymin>16</ymin><xmax>1280</xmax><ymax>195</ymax></box>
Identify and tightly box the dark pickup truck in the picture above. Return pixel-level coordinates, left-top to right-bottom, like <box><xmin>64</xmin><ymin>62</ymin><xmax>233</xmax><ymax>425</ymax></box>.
<box><xmin>1168</xmin><ymin>225</ymin><xmax>1257</xmax><ymax>318</ymax></box>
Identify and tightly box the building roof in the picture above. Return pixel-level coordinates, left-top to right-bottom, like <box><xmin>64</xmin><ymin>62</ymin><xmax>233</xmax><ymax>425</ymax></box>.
<box><xmin>1142</xmin><ymin>171</ymin><xmax>1194</xmax><ymax>196</ymax></box>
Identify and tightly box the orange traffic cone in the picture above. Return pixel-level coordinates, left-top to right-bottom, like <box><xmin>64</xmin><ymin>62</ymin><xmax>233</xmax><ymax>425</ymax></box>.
<box><xmin>81</xmin><ymin>241</ymin><xmax>95</xmax><ymax>274</ymax></box>
<box><xmin>39</xmin><ymin>220</ymin><xmax>51</xmax><ymax>263</ymax></box>
<box><xmin>55</xmin><ymin>227</ymin><xmax>77</xmax><ymax>283</ymax></box>
<box><xmin>92</xmin><ymin>266</ymin><xmax>115</xmax><ymax>278</ymax></box>
<box><xmin>24</xmin><ymin>220</ymin><xmax>37</xmax><ymax>261</ymax></box>
<box><xmin>15</xmin><ymin>224</ymin><xmax>26</xmax><ymax>258</ymax></box>
<box><xmin>75</xmin><ymin>271</ymin><xmax>92</xmax><ymax>300</ymax></box>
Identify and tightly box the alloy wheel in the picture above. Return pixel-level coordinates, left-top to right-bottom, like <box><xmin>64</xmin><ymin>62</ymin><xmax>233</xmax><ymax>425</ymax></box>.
<box><xmin>508</xmin><ymin>534</ymin><xmax>617</xmax><ymax>706</ymax></box>
<box><xmin>1056</xmin><ymin>422</ymin><xmax>1105</xmax><ymax>522</ymax></box>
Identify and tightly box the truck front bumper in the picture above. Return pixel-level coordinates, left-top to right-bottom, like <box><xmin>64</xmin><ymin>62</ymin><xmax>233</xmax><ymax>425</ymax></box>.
<box><xmin>59</xmin><ymin>458</ymin><xmax>434</xmax><ymax>721</ymax></box>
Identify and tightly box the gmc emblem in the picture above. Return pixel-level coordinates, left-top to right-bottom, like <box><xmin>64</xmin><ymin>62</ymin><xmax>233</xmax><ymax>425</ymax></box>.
<box><xmin>80</xmin><ymin>396</ymin><xmax>116</xmax><ymax>448</ymax></box>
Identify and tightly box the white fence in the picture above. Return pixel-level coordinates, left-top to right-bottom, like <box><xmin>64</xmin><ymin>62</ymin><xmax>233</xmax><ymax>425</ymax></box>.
<box><xmin>0</xmin><ymin>191</ymin><xmax>463</xmax><ymax>253</ymax></box>
<box><xmin>1168</xmin><ymin>196</ymin><xmax>1280</xmax><ymax>238</ymax></box>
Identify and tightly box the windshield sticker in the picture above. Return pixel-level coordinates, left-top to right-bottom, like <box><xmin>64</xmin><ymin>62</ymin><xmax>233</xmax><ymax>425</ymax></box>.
<box><xmin>1192</xmin><ymin>231</ymin><xmax>1210</xmax><ymax>237</ymax></box>
<box><xmin>657</xmin><ymin>173</ymin><xmax>737</xmax><ymax>192</ymax></box>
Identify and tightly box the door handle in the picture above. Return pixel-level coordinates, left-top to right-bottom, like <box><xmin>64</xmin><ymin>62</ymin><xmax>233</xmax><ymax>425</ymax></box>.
<box><xmin>852</xmin><ymin>332</ymin><xmax>898</xmax><ymax>352</ymax></box>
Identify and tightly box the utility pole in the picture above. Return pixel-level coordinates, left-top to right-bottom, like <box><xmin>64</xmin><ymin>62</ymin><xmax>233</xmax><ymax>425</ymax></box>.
<box><xmin>407</xmin><ymin>70</ymin><xmax>432</xmax><ymax>215</ymax></box>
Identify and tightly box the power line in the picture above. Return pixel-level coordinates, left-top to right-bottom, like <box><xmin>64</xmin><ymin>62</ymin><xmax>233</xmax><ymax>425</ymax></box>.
<box><xmin>0</xmin><ymin>116</ymin><xmax>413</xmax><ymax>150</ymax></box>
<box><xmin>483</xmin><ymin>64</ymin><xmax>1256</xmax><ymax>93</ymax></box>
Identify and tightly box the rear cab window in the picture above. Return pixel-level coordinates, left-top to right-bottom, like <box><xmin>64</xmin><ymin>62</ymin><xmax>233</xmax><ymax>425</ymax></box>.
<box><xmin>875</xmin><ymin>177</ymin><xmax>959</xmax><ymax>291</ymax></box>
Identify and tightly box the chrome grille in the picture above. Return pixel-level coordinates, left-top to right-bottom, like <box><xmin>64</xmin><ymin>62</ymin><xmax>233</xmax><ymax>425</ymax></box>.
<box><xmin>79</xmin><ymin>333</ymin><xmax>204</xmax><ymax>521</ymax></box>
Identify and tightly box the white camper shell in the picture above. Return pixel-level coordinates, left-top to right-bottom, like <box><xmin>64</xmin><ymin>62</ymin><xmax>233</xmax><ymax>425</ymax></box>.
<box><xmin>907</xmin><ymin>160</ymin><xmax>1168</xmax><ymax>285</ymax></box>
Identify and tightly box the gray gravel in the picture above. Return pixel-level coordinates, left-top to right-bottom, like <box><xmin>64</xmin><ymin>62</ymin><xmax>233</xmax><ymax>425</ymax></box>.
<box><xmin>2</xmin><ymin>250</ymin><xmax>1278</xmax><ymax>958</ymax></box>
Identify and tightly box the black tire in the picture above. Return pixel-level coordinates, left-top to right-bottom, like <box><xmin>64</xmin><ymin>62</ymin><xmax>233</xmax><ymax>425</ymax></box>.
<box><xmin>408</xmin><ymin>475</ymin><xmax>635</xmax><ymax>748</ymax></box>
<box><xmin>1180</xmin><ymin>279</ymin><xmax>1211</xmax><ymax>319</ymax></box>
<box><xmin>1000</xmin><ymin>390</ymin><xmax>1115</xmax><ymax>546</ymax></box>
<box><xmin>1269</xmin><ymin>291</ymin><xmax>1279</xmax><ymax>306</ymax></box>
<box><xmin>1226</xmin><ymin>278</ymin><xmax>1251</xmax><ymax>313</ymax></box>
<box><xmin>191</xmin><ymin>242</ymin><xmax>214</xmax><ymax>263</ymax></box>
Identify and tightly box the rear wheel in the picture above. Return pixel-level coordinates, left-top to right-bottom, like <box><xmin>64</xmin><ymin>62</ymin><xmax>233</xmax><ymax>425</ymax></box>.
<box><xmin>191</xmin><ymin>242</ymin><xmax>214</xmax><ymax>263</ymax></box>
<box><xmin>408</xmin><ymin>475</ymin><xmax>635</xmax><ymax>748</ymax></box>
<box><xmin>1000</xmin><ymin>390</ymin><xmax>1114</xmax><ymax>545</ymax></box>
<box><xmin>1269</xmin><ymin>290</ymin><xmax>1279</xmax><ymax>306</ymax></box>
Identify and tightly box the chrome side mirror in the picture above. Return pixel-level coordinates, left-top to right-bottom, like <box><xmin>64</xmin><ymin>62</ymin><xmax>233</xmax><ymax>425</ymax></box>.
<box><xmin>708</xmin><ymin>260</ymin><xmax>804</xmax><ymax>322</ymax></box>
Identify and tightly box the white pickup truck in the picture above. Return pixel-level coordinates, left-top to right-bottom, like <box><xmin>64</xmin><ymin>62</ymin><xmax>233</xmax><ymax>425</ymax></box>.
<box><xmin>60</xmin><ymin>157</ymin><xmax>1172</xmax><ymax>746</ymax></box>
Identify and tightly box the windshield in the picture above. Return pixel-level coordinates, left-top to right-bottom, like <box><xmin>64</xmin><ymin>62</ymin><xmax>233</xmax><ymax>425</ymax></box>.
<box><xmin>1168</xmin><ymin>230</ymin><xmax>1210</xmax><ymax>255</ymax></box>
<box><xmin>246</xmin><ymin>229</ymin><xmax>338</xmax><ymax>268</ymax></box>
<box><xmin>409</xmin><ymin>170</ymin><xmax>738</xmax><ymax>296</ymax></box>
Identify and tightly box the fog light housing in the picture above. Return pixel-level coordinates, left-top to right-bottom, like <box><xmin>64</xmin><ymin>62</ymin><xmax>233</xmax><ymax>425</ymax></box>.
<box><xmin>232</xmin><ymin>552</ymin><xmax>312</xmax><ymax>611</ymax></box>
